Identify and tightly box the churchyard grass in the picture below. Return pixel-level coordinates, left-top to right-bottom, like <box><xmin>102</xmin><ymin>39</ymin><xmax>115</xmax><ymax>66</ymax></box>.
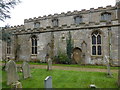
<box><xmin>2</xmin><ymin>68</ymin><xmax>118</xmax><ymax>88</ymax></box>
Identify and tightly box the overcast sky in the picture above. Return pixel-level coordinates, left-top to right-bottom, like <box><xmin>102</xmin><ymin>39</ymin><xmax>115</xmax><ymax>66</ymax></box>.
<box><xmin>0</xmin><ymin>0</ymin><xmax>116</xmax><ymax>27</ymax></box>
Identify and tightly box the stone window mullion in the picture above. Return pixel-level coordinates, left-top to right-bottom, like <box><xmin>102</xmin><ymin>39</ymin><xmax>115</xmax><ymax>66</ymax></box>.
<box><xmin>96</xmin><ymin>36</ymin><xmax>97</xmax><ymax>55</ymax></box>
<box><xmin>91</xmin><ymin>31</ymin><xmax>102</xmax><ymax>56</ymax></box>
<box><xmin>31</xmin><ymin>35</ymin><xmax>37</xmax><ymax>55</ymax></box>
<box><xmin>7</xmin><ymin>39</ymin><xmax>11</xmax><ymax>55</ymax></box>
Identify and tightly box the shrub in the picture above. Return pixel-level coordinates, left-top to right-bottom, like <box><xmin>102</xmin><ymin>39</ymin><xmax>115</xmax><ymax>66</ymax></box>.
<box><xmin>53</xmin><ymin>53</ymin><xmax>70</xmax><ymax>64</ymax></box>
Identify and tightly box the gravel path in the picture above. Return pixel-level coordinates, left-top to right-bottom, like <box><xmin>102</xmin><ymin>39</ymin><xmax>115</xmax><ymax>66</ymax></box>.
<box><xmin>20</xmin><ymin>64</ymin><xmax>118</xmax><ymax>73</ymax></box>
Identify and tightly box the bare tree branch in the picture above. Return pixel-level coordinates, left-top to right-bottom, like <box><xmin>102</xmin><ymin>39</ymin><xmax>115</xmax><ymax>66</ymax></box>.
<box><xmin>0</xmin><ymin>0</ymin><xmax>20</xmax><ymax>21</ymax></box>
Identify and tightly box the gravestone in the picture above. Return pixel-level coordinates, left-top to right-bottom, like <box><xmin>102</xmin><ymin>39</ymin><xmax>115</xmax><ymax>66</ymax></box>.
<box><xmin>22</xmin><ymin>61</ymin><xmax>31</xmax><ymax>79</ymax></box>
<box><xmin>89</xmin><ymin>84</ymin><xmax>97</xmax><ymax>88</ymax></box>
<box><xmin>47</xmin><ymin>58</ymin><xmax>52</xmax><ymax>70</ymax></box>
<box><xmin>44</xmin><ymin>76</ymin><xmax>52</xmax><ymax>89</ymax></box>
<box><xmin>11</xmin><ymin>81</ymin><xmax>22</xmax><ymax>89</ymax></box>
<box><xmin>5</xmin><ymin>60</ymin><xmax>19</xmax><ymax>85</ymax></box>
<box><xmin>105</xmin><ymin>56</ymin><xmax>112</xmax><ymax>77</ymax></box>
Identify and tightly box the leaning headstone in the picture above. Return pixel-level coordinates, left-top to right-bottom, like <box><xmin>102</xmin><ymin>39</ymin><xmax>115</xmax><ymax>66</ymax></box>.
<box><xmin>22</xmin><ymin>61</ymin><xmax>31</xmax><ymax>79</ymax></box>
<box><xmin>44</xmin><ymin>76</ymin><xmax>52</xmax><ymax>89</ymax></box>
<box><xmin>5</xmin><ymin>60</ymin><xmax>19</xmax><ymax>85</ymax></box>
<box><xmin>105</xmin><ymin>56</ymin><xmax>112</xmax><ymax>77</ymax></box>
<box><xmin>47</xmin><ymin>58</ymin><xmax>52</xmax><ymax>70</ymax></box>
<box><xmin>11</xmin><ymin>81</ymin><xmax>22</xmax><ymax>89</ymax></box>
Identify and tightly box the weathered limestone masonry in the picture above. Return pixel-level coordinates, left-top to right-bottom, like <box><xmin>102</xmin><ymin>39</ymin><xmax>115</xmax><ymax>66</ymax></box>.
<box><xmin>1</xmin><ymin>2</ymin><xmax>120</xmax><ymax>66</ymax></box>
<box><xmin>117</xmin><ymin>0</ymin><xmax>120</xmax><ymax>66</ymax></box>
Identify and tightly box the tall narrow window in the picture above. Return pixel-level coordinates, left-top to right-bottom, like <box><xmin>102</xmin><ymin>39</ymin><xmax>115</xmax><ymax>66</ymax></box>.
<box><xmin>74</xmin><ymin>16</ymin><xmax>82</xmax><ymax>24</ymax></box>
<box><xmin>101</xmin><ymin>12</ymin><xmax>111</xmax><ymax>21</ymax></box>
<box><xmin>7</xmin><ymin>38</ymin><xmax>11</xmax><ymax>55</ymax></box>
<box><xmin>91</xmin><ymin>31</ymin><xmax>102</xmax><ymax>55</ymax></box>
<box><xmin>52</xmin><ymin>18</ymin><xmax>59</xmax><ymax>27</ymax></box>
<box><xmin>31</xmin><ymin>35</ymin><xmax>37</xmax><ymax>54</ymax></box>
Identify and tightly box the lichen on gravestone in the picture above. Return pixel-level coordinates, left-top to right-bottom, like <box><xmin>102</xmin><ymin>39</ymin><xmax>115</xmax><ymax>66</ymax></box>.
<box><xmin>22</xmin><ymin>61</ymin><xmax>31</xmax><ymax>79</ymax></box>
<box><xmin>5</xmin><ymin>60</ymin><xmax>19</xmax><ymax>85</ymax></box>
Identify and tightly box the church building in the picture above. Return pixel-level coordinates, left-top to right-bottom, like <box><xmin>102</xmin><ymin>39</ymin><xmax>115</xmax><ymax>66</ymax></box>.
<box><xmin>1</xmin><ymin>1</ymin><xmax>120</xmax><ymax>66</ymax></box>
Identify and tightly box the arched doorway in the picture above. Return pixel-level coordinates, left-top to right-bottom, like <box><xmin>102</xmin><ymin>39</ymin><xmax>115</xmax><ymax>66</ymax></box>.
<box><xmin>73</xmin><ymin>47</ymin><xmax>82</xmax><ymax>64</ymax></box>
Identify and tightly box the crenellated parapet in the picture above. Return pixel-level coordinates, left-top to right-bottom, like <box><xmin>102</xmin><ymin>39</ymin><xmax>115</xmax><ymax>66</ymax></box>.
<box><xmin>3</xmin><ymin>4</ymin><xmax>119</xmax><ymax>35</ymax></box>
<box><xmin>3</xmin><ymin>25</ymin><xmax>24</xmax><ymax>33</ymax></box>
<box><xmin>24</xmin><ymin>5</ymin><xmax>116</xmax><ymax>23</ymax></box>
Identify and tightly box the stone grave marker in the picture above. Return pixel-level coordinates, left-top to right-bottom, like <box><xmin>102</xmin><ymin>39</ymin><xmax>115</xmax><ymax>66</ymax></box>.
<box><xmin>22</xmin><ymin>61</ymin><xmax>31</xmax><ymax>79</ymax></box>
<box><xmin>47</xmin><ymin>58</ymin><xmax>52</xmax><ymax>70</ymax></box>
<box><xmin>11</xmin><ymin>81</ymin><xmax>22</xmax><ymax>89</ymax></box>
<box><xmin>5</xmin><ymin>60</ymin><xmax>19</xmax><ymax>85</ymax></box>
<box><xmin>89</xmin><ymin>84</ymin><xmax>97</xmax><ymax>88</ymax></box>
<box><xmin>44</xmin><ymin>76</ymin><xmax>52</xmax><ymax>89</ymax></box>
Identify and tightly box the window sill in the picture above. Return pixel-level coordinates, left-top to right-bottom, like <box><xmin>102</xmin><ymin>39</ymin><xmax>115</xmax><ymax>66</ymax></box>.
<box><xmin>6</xmin><ymin>54</ymin><xmax>12</xmax><ymax>56</ymax></box>
<box><xmin>31</xmin><ymin>54</ymin><xmax>37</xmax><ymax>56</ymax></box>
<box><xmin>91</xmin><ymin>55</ymin><xmax>103</xmax><ymax>57</ymax></box>
<box><xmin>31</xmin><ymin>54</ymin><xmax>37</xmax><ymax>59</ymax></box>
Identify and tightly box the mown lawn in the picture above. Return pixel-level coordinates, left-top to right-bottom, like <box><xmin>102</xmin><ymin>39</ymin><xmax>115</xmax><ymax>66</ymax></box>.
<box><xmin>2</xmin><ymin>68</ymin><xmax>118</xmax><ymax>88</ymax></box>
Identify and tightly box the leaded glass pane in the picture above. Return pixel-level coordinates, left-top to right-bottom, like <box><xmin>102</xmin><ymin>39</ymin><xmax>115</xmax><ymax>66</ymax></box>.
<box><xmin>97</xmin><ymin>35</ymin><xmax>101</xmax><ymax>44</ymax></box>
<box><xmin>98</xmin><ymin>46</ymin><xmax>101</xmax><ymax>55</ymax></box>
<box><xmin>8</xmin><ymin>48</ymin><xmax>10</xmax><ymax>54</ymax></box>
<box><xmin>35</xmin><ymin>39</ymin><xmax>37</xmax><ymax>46</ymax></box>
<box><xmin>92</xmin><ymin>46</ymin><xmax>96</xmax><ymax>55</ymax></box>
<box><xmin>92</xmin><ymin>35</ymin><xmax>96</xmax><ymax>44</ymax></box>
<box><xmin>32</xmin><ymin>47</ymin><xmax>34</xmax><ymax>54</ymax></box>
<box><xmin>7</xmin><ymin>47</ymin><xmax>9</xmax><ymax>54</ymax></box>
<box><xmin>31</xmin><ymin>35</ymin><xmax>37</xmax><ymax>54</ymax></box>
<box><xmin>35</xmin><ymin>47</ymin><xmax>37</xmax><ymax>54</ymax></box>
<box><xmin>32</xmin><ymin>39</ymin><xmax>34</xmax><ymax>46</ymax></box>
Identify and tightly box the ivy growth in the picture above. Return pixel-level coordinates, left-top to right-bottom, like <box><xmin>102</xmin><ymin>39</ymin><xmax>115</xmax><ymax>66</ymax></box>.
<box><xmin>1</xmin><ymin>29</ymin><xmax>12</xmax><ymax>42</ymax></box>
<box><xmin>66</xmin><ymin>31</ymin><xmax>74</xmax><ymax>64</ymax></box>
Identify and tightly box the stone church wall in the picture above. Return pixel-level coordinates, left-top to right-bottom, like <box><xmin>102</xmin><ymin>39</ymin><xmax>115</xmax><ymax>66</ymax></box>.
<box><xmin>1</xmin><ymin>4</ymin><xmax>120</xmax><ymax>66</ymax></box>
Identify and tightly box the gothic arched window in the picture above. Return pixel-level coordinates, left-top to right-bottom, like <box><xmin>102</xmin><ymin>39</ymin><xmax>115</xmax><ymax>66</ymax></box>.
<box><xmin>7</xmin><ymin>38</ymin><xmax>11</xmax><ymax>55</ymax></box>
<box><xmin>74</xmin><ymin>16</ymin><xmax>82</xmax><ymax>24</ymax></box>
<box><xmin>91</xmin><ymin>31</ymin><xmax>102</xmax><ymax>55</ymax></box>
<box><xmin>31</xmin><ymin>35</ymin><xmax>37</xmax><ymax>54</ymax></box>
<box><xmin>101</xmin><ymin>12</ymin><xmax>111</xmax><ymax>21</ymax></box>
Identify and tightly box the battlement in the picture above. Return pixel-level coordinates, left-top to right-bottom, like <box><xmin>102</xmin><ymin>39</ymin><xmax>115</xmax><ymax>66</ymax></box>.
<box><xmin>24</xmin><ymin>5</ymin><xmax>116</xmax><ymax>23</ymax></box>
<box><xmin>3</xmin><ymin>4</ymin><xmax>118</xmax><ymax>33</ymax></box>
<box><xmin>3</xmin><ymin>25</ymin><xmax>24</xmax><ymax>31</ymax></box>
